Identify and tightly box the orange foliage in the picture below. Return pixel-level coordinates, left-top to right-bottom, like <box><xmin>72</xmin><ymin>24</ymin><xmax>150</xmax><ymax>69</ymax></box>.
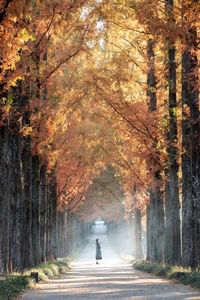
<box><xmin>1</xmin><ymin>0</ymin><xmax>200</xmax><ymax>221</ymax></box>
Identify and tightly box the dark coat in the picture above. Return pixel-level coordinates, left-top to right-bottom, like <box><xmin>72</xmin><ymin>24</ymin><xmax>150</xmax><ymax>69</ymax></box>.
<box><xmin>96</xmin><ymin>240</ymin><xmax>102</xmax><ymax>260</ymax></box>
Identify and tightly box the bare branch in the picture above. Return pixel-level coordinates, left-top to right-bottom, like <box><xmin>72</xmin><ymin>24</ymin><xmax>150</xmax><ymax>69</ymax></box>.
<box><xmin>107</xmin><ymin>19</ymin><xmax>151</xmax><ymax>35</ymax></box>
<box><xmin>99</xmin><ymin>90</ymin><xmax>150</xmax><ymax>138</ymax></box>
<box><xmin>34</xmin><ymin>4</ymin><xmax>58</xmax><ymax>50</ymax></box>
<box><xmin>62</xmin><ymin>90</ymin><xmax>88</xmax><ymax>114</ymax></box>
<box><xmin>69</xmin><ymin>191</ymin><xmax>85</xmax><ymax>211</ymax></box>
<box><xmin>39</xmin><ymin>49</ymin><xmax>80</xmax><ymax>86</ymax></box>
<box><xmin>39</xmin><ymin>24</ymin><xmax>89</xmax><ymax>86</ymax></box>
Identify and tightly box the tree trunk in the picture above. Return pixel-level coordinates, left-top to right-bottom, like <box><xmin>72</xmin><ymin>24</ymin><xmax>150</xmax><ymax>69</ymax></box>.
<box><xmin>39</xmin><ymin>164</ymin><xmax>47</xmax><ymax>263</ymax></box>
<box><xmin>21</xmin><ymin>143</ymin><xmax>33</xmax><ymax>268</ymax></box>
<box><xmin>65</xmin><ymin>209</ymin><xmax>70</xmax><ymax>256</ymax></box>
<box><xmin>164</xmin><ymin>0</ymin><xmax>181</xmax><ymax>265</ymax></box>
<box><xmin>56</xmin><ymin>211</ymin><xmax>64</xmax><ymax>257</ymax></box>
<box><xmin>32</xmin><ymin>156</ymin><xmax>40</xmax><ymax>265</ymax></box>
<box><xmin>46</xmin><ymin>177</ymin><xmax>57</xmax><ymax>261</ymax></box>
<box><xmin>0</xmin><ymin>125</ymin><xmax>11</xmax><ymax>273</ymax></box>
<box><xmin>146</xmin><ymin>39</ymin><xmax>165</xmax><ymax>263</ymax></box>
<box><xmin>133</xmin><ymin>208</ymin><xmax>143</xmax><ymax>259</ymax></box>
<box><xmin>20</xmin><ymin>83</ymin><xmax>33</xmax><ymax>268</ymax></box>
<box><xmin>149</xmin><ymin>180</ymin><xmax>164</xmax><ymax>263</ymax></box>
<box><xmin>49</xmin><ymin>178</ymin><xmax>57</xmax><ymax>260</ymax></box>
<box><xmin>146</xmin><ymin>205</ymin><xmax>151</xmax><ymax>260</ymax></box>
<box><xmin>10</xmin><ymin>131</ymin><xmax>24</xmax><ymax>272</ymax></box>
<box><xmin>182</xmin><ymin>25</ymin><xmax>200</xmax><ymax>268</ymax></box>
<box><xmin>46</xmin><ymin>189</ymin><xmax>51</xmax><ymax>261</ymax></box>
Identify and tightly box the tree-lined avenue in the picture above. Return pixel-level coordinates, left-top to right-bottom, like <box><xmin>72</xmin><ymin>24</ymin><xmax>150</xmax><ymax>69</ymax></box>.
<box><xmin>0</xmin><ymin>0</ymin><xmax>200</xmax><ymax>288</ymax></box>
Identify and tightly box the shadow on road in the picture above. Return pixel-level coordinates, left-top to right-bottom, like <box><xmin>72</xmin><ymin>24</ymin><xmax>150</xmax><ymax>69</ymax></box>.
<box><xmin>20</xmin><ymin>235</ymin><xmax>200</xmax><ymax>300</ymax></box>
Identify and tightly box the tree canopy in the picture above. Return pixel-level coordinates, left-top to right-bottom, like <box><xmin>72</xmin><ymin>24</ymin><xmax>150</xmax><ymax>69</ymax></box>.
<box><xmin>0</xmin><ymin>0</ymin><xmax>200</xmax><ymax>269</ymax></box>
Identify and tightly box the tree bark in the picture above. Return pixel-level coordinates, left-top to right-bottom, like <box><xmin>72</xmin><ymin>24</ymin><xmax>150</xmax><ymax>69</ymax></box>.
<box><xmin>146</xmin><ymin>205</ymin><xmax>151</xmax><ymax>260</ymax></box>
<box><xmin>10</xmin><ymin>119</ymin><xmax>26</xmax><ymax>272</ymax></box>
<box><xmin>146</xmin><ymin>39</ymin><xmax>165</xmax><ymax>263</ymax></box>
<box><xmin>182</xmin><ymin>25</ymin><xmax>200</xmax><ymax>268</ymax></box>
<box><xmin>20</xmin><ymin>82</ymin><xmax>34</xmax><ymax>269</ymax></box>
<box><xmin>164</xmin><ymin>0</ymin><xmax>181</xmax><ymax>265</ymax></box>
<box><xmin>21</xmin><ymin>143</ymin><xmax>33</xmax><ymax>268</ymax></box>
<box><xmin>133</xmin><ymin>208</ymin><xmax>143</xmax><ymax>259</ymax></box>
<box><xmin>49</xmin><ymin>177</ymin><xmax>57</xmax><ymax>260</ymax></box>
<box><xmin>32</xmin><ymin>156</ymin><xmax>40</xmax><ymax>265</ymax></box>
<box><xmin>0</xmin><ymin>125</ymin><xmax>11</xmax><ymax>273</ymax></box>
<box><xmin>39</xmin><ymin>164</ymin><xmax>47</xmax><ymax>263</ymax></box>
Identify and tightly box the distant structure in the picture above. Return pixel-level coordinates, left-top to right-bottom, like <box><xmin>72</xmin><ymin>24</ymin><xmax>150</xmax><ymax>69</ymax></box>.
<box><xmin>92</xmin><ymin>217</ymin><xmax>107</xmax><ymax>234</ymax></box>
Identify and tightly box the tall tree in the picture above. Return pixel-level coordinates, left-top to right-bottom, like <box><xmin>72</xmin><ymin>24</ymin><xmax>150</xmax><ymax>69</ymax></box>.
<box><xmin>146</xmin><ymin>38</ymin><xmax>164</xmax><ymax>263</ymax></box>
<box><xmin>164</xmin><ymin>0</ymin><xmax>180</xmax><ymax>265</ymax></box>
<box><xmin>181</xmin><ymin>0</ymin><xmax>200</xmax><ymax>268</ymax></box>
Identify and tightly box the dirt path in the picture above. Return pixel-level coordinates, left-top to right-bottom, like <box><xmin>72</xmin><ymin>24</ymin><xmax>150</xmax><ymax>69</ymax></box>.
<box><xmin>20</xmin><ymin>235</ymin><xmax>200</xmax><ymax>299</ymax></box>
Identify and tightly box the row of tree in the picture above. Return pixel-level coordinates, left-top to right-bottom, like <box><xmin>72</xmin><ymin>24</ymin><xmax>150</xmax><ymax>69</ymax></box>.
<box><xmin>0</xmin><ymin>0</ymin><xmax>200</xmax><ymax>272</ymax></box>
<box><xmin>0</xmin><ymin>120</ymin><xmax>90</xmax><ymax>273</ymax></box>
<box><xmin>0</xmin><ymin>0</ymin><xmax>92</xmax><ymax>273</ymax></box>
<box><xmin>87</xmin><ymin>0</ymin><xmax>200</xmax><ymax>268</ymax></box>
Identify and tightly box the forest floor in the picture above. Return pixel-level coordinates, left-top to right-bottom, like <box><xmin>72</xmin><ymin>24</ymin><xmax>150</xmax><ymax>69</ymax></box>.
<box><xmin>19</xmin><ymin>235</ymin><xmax>200</xmax><ymax>300</ymax></box>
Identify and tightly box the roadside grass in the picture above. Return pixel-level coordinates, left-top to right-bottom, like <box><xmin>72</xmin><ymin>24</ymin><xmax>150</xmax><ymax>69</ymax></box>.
<box><xmin>0</xmin><ymin>258</ymin><xmax>71</xmax><ymax>300</ymax></box>
<box><xmin>132</xmin><ymin>259</ymin><xmax>200</xmax><ymax>290</ymax></box>
<box><xmin>0</xmin><ymin>239</ymin><xmax>89</xmax><ymax>300</ymax></box>
<box><xmin>0</xmin><ymin>275</ymin><xmax>30</xmax><ymax>300</ymax></box>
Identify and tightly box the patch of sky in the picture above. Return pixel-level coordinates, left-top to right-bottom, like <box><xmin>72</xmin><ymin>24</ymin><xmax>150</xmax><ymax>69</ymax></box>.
<box><xmin>100</xmin><ymin>38</ymin><xmax>104</xmax><ymax>50</ymax></box>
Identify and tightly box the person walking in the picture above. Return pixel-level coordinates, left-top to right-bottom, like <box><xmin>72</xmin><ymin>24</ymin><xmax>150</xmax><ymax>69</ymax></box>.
<box><xmin>96</xmin><ymin>238</ymin><xmax>102</xmax><ymax>264</ymax></box>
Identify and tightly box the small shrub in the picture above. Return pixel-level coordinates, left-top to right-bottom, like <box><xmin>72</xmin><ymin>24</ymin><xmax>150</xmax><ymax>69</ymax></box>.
<box><xmin>154</xmin><ymin>264</ymin><xmax>171</xmax><ymax>276</ymax></box>
<box><xmin>42</xmin><ymin>267</ymin><xmax>54</xmax><ymax>278</ymax></box>
<box><xmin>0</xmin><ymin>276</ymin><xmax>30</xmax><ymax>300</ymax></box>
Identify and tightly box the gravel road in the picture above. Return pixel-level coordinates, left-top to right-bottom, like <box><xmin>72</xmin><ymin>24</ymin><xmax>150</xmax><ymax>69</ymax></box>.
<box><xmin>19</xmin><ymin>235</ymin><xmax>200</xmax><ymax>300</ymax></box>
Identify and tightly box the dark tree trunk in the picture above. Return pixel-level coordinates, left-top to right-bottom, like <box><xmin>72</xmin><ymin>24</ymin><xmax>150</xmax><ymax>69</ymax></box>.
<box><xmin>32</xmin><ymin>156</ymin><xmax>40</xmax><ymax>265</ymax></box>
<box><xmin>10</xmin><ymin>127</ymin><xmax>25</xmax><ymax>272</ymax></box>
<box><xmin>46</xmin><ymin>177</ymin><xmax>57</xmax><ymax>261</ymax></box>
<box><xmin>21</xmin><ymin>143</ymin><xmax>33</xmax><ymax>269</ymax></box>
<box><xmin>20</xmin><ymin>82</ymin><xmax>34</xmax><ymax>269</ymax></box>
<box><xmin>182</xmin><ymin>25</ymin><xmax>200</xmax><ymax>268</ymax></box>
<box><xmin>0</xmin><ymin>125</ymin><xmax>11</xmax><ymax>273</ymax></box>
<box><xmin>39</xmin><ymin>164</ymin><xmax>47</xmax><ymax>263</ymax></box>
<box><xmin>146</xmin><ymin>205</ymin><xmax>151</xmax><ymax>260</ymax></box>
<box><xmin>146</xmin><ymin>39</ymin><xmax>165</xmax><ymax>263</ymax></box>
<box><xmin>49</xmin><ymin>178</ymin><xmax>57</xmax><ymax>260</ymax></box>
<box><xmin>46</xmin><ymin>188</ymin><xmax>51</xmax><ymax>261</ymax></box>
<box><xmin>164</xmin><ymin>0</ymin><xmax>181</xmax><ymax>265</ymax></box>
<box><xmin>149</xmin><ymin>178</ymin><xmax>165</xmax><ymax>263</ymax></box>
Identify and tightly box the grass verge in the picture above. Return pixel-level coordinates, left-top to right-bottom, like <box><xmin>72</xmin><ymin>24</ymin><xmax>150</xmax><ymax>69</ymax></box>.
<box><xmin>0</xmin><ymin>258</ymin><xmax>71</xmax><ymax>300</ymax></box>
<box><xmin>132</xmin><ymin>259</ymin><xmax>200</xmax><ymax>290</ymax></box>
<box><xmin>0</xmin><ymin>276</ymin><xmax>30</xmax><ymax>300</ymax></box>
